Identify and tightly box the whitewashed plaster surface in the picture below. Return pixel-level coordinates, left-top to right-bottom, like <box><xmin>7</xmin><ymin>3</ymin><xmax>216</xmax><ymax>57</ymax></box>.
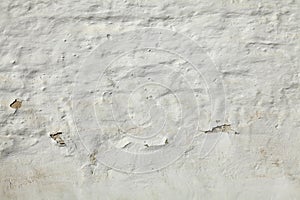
<box><xmin>0</xmin><ymin>0</ymin><xmax>300</xmax><ymax>199</ymax></box>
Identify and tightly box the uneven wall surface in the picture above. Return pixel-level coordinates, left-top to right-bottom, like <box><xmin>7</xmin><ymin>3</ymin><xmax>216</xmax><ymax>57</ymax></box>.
<box><xmin>0</xmin><ymin>0</ymin><xmax>300</xmax><ymax>199</ymax></box>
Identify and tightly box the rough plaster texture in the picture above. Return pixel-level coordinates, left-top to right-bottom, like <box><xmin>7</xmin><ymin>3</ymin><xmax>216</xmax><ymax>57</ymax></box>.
<box><xmin>0</xmin><ymin>0</ymin><xmax>300</xmax><ymax>199</ymax></box>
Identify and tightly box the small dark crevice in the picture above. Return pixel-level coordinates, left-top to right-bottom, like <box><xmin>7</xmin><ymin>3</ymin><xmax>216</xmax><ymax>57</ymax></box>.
<box><xmin>203</xmin><ymin>124</ymin><xmax>239</xmax><ymax>134</ymax></box>
<box><xmin>50</xmin><ymin>132</ymin><xmax>66</xmax><ymax>146</ymax></box>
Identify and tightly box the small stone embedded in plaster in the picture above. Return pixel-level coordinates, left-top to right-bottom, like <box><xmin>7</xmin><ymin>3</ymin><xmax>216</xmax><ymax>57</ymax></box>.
<box><xmin>10</xmin><ymin>99</ymin><xmax>22</xmax><ymax>114</ymax></box>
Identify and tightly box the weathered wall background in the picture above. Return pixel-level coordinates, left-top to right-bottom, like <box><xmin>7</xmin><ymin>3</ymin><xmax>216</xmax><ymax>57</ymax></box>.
<box><xmin>0</xmin><ymin>0</ymin><xmax>300</xmax><ymax>199</ymax></box>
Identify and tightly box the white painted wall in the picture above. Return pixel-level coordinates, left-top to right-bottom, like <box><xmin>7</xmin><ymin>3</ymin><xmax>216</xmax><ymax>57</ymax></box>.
<box><xmin>0</xmin><ymin>0</ymin><xmax>299</xmax><ymax>199</ymax></box>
